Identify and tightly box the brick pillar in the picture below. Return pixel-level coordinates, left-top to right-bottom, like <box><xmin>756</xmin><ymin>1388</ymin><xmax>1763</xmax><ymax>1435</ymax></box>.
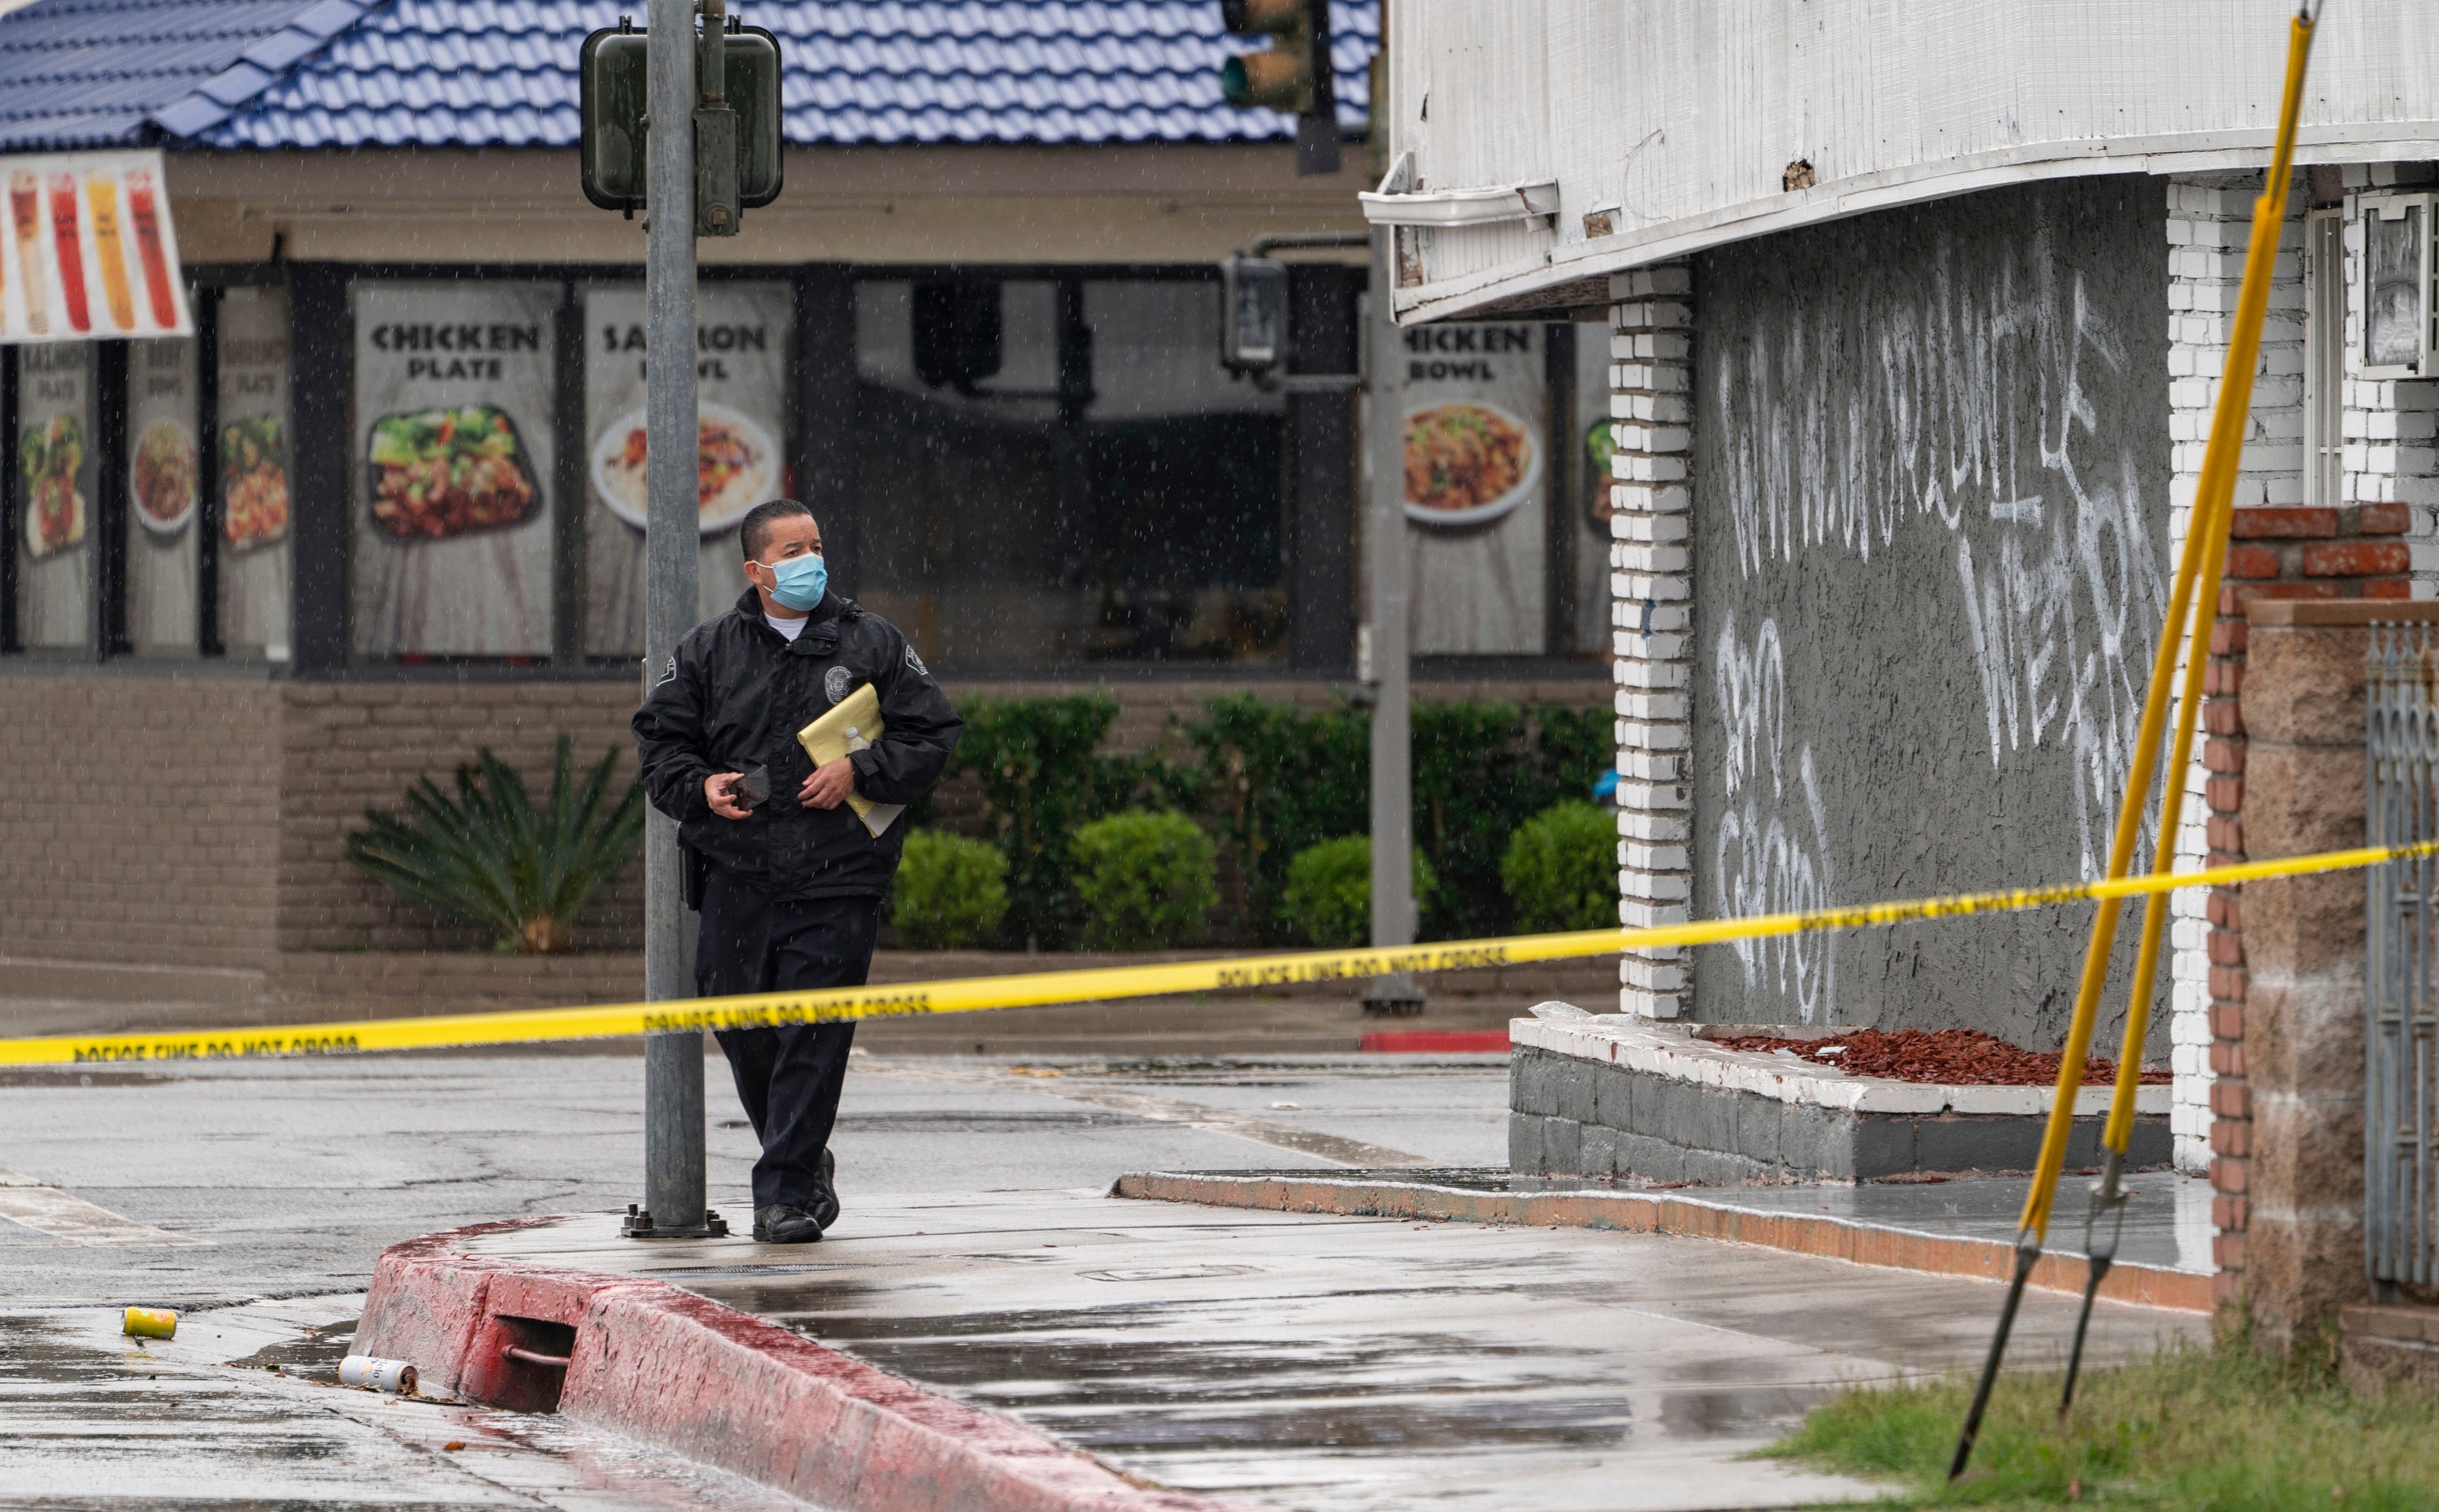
<box><xmin>1607</xmin><ymin>266</ymin><xmax>1694</xmax><ymax>1019</ymax></box>
<box><xmin>2225</xmin><ymin>602</ymin><xmax>2439</xmax><ymax>1353</ymax></box>
<box><xmin>2205</xmin><ymin>596</ymin><xmax>2252</xmax><ymax>1306</ymax></box>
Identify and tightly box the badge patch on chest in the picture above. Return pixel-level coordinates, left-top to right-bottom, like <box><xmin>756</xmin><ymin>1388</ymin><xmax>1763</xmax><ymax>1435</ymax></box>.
<box><xmin>824</xmin><ymin>665</ymin><xmax>853</xmax><ymax>705</ymax></box>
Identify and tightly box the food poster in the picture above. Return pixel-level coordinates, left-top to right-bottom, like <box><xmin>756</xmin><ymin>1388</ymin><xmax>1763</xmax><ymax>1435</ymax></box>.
<box><xmin>1575</xmin><ymin>321</ymin><xmax>1615</xmax><ymax>656</ymax></box>
<box><xmin>0</xmin><ymin>150</ymin><xmax>193</xmax><ymax>344</ymax></box>
<box><xmin>350</xmin><ymin>282</ymin><xmax>557</xmax><ymax>659</ymax></box>
<box><xmin>14</xmin><ymin>341</ymin><xmax>93</xmax><ymax>647</ymax></box>
<box><xmin>125</xmin><ymin>334</ymin><xmax>198</xmax><ymax>651</ymax></box>
<box><xmin>216</xmin><ymin>287</ymin><xmax>290</xmax><ymax>660</ymax></box>
<box><xmin>581</xmin><ymin>282</ymin><xmax>791</xmax><ymax>657</ymax></box>
<box><xmin>1398</xmin><ymin>322</ymin><xmax>1548</xmax><ymax>654</ymax></box>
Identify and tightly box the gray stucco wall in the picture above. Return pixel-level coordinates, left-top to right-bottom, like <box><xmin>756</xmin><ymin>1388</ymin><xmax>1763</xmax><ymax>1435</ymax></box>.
<box><xmin>1689</xmin><ymin>176</ymin><xmax>2173</xmax><ymax>1049</ymax></box>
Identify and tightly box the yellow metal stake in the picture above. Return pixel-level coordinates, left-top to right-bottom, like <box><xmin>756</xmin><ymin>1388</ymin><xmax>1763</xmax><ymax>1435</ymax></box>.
<box><xmin>1951</xmin><ymin>3</ymin><xmax>2319</xmax><ymax>1476</ymax></box>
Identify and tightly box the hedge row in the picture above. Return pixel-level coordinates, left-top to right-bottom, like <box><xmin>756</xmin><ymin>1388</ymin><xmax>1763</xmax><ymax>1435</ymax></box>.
<box><xmin>902</xmin><ymin>693</ymin><xmax>1612</xmax><ymax>949</ymax></box>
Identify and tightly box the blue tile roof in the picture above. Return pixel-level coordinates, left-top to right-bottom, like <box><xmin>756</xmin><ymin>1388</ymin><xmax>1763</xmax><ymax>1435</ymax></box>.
<box><xmin>0</xmin><ymin>0</ymin><xmax>1376</xmax><ymax>151</ymax></box>
<box><xmin>0</xmin><ymin>0</ymin><xmax>376</xmax><ymax>150</ymax></box>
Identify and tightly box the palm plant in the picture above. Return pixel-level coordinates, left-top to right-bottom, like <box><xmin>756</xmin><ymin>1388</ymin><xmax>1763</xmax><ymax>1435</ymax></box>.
<box><xmin>346</xmin><ymin>736</ymin><xmax>647</xmax><ymax>954</ymax></box>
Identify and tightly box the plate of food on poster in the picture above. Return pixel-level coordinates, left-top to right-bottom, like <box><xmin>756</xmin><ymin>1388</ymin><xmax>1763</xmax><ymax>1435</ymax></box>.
<box><xmin>20</xmin><ymin>413</ymin><xmax>86</xmax><ymax>558</ymax></box>
<box><xmin>366</xmin><ymin>405</ymin><xmax>541</xmax><ymax>541</ymax></box>
<box><xmin>591</xmin><ymin>402</ymin><xmax>778</xmax><ymax>537</ymax></box>
<box><xmin>131</xmin><ymin>419</ymin><xmax>198</xmax><ymax>536</ymax></box>
<box><xmin>1402</xmin><ymin>401</ymin><xmax>1541</xmax><ymax>528</ymax></box>
<box><xmin>220</xmin><ymin>415</ymin><xmax>289</xmax><ymax>550</ymax></box>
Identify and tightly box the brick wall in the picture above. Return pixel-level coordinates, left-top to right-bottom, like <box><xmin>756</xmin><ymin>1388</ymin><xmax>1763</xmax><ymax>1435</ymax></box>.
<box><xmin>275</xmin><ymin>681</ymin><xmax>647</xmax><ymax>954</ymax></box>
<box><xmin>1</xmin><ymin>671</ymin><xmax>1612</xmax><ymax>978</ymax></box>
<box><xmin>1605</xmin><ymin>265</ymin><xmax>1696</xmax><ymax>1019</ymax></box>
<box><xmin>0</xmin><ymin>671</ymin><xmax>283</xmax><ymax>971</ymax></box>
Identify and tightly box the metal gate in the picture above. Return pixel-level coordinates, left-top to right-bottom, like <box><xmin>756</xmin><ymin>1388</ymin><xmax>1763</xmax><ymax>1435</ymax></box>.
<box><xmin>2367</xmin><ymin>623</ymin><xmax>2439</xmax><ymax>1293</ymax></box>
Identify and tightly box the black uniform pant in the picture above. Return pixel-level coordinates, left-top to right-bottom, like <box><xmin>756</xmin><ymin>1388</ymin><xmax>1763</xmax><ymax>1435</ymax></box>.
<box><xmin>697</xmin><ymin>867</ymin><xmax>880</xmax><ymax>1211</ymax></box>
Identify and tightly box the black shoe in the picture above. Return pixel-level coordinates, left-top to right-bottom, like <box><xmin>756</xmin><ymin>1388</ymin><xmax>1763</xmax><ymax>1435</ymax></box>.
<box><xmin>807</xmin><ymin>1147</ymin><xmax>840</xmax><ymax>1232</ymax></box>
<box><xmin>752</xmin><ymin>1204</ymin><xmax>823</xmax><ymax>1244</ymax></box>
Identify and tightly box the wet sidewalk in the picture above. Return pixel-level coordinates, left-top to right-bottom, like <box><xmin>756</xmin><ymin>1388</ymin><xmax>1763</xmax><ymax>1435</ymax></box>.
<box><xmin>464</xmin><ymin>1185</ymin><xmax>2205</xmax><ymax>1512</ymax></box>
<box><xmin>1117</xmin><ymin>1166</ymin><xmax>2214</xmax><ymax>1313</ymax></box>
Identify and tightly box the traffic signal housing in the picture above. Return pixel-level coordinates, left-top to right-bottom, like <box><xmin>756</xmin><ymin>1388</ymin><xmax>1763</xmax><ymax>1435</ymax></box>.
<box><xmin>1219</xmin><ymin>0</ymin><xmax>1338</xmax><ymax>175</ymax></box>
<box><xmin>580</xmin><ymin>19</ymin><xmax>783</xmax><ymax>222</ymax></box>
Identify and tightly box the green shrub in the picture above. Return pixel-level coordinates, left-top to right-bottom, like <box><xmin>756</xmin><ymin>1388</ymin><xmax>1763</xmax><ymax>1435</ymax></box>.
<box><xmin>1186</xmin><ymin>694</ymin><xmax>1369</xmax><ymax>941</ymax></box>
<box><xmin>345</xmin><ymin>736</ymin><xmax>644</xmax><ymax>954</ymax></box>
<box><xmin>1070</xmin><ymin>810</ymin><xmax>1218</xmax><ymax>951</ymax></box>
<box><xmin>1501</xmin><ymin>801</ymin><xmax>1620</xmax><ymax>932</ymax></box>
<box><xmin>888</xmin><ymin>831</ymin><xmax>1008</xmax><ymax>949</ymax></box>
<box><xmin>947</xmin><ymin>694</ymin><xmax>1121</xmax><ymax>949</ymax></box>
<box><xmin>1279</xmin><ymin>835</ymin><xmax>1439</xmax><ymax>948</ymax></box>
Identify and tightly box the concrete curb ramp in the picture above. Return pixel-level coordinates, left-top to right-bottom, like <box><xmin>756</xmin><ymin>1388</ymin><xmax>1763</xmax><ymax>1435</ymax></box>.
<box><xmin>1114</xmin><ymin>1171</ymin><xmax>2211</xmax><ymax>1314</ymax></box>
<box><xmin>354</xmin><ymin>1218</ymin><xmax>1256</xmax><ymax>1512</ymax></box>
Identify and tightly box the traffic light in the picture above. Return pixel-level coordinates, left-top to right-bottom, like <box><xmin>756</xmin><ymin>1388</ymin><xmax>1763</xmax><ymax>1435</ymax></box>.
<box><xmin>1219</xmin><ymin>0</ymin><xmax>1338</xmax><ymax>176</ymax></box>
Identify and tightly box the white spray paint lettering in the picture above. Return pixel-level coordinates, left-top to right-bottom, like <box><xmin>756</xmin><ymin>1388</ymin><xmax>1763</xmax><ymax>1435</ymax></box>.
<box><xmin>1713</xmin><ymin>615</ymin><xmax>1837</xmax><ymax>1023</ymax></box>
<box><xmin>1711</xmin><ymin>224</ymin><xmax>2163</xmax><ymax>883</ymax></box>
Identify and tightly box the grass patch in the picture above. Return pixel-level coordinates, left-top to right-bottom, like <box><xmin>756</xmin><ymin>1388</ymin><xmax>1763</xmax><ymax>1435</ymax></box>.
<box><xmin>1766</xmin><ymin>1333</ymin><xmax>2439</xmax><ymax>1508</ymax></box>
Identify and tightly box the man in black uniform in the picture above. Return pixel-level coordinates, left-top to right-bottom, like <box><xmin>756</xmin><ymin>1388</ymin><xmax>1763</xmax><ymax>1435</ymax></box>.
<box><xmin>632</xmin><ymin>498</ymin><xmax>960</xmax><ymax>1244</ymax></box>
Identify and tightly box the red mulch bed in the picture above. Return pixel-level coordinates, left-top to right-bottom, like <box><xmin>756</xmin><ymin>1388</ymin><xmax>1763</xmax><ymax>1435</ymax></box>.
<box><xmin>1711</xmin><ymin>1028</ymin><xmax>2172</xmax><ymax>1087</ymax></box>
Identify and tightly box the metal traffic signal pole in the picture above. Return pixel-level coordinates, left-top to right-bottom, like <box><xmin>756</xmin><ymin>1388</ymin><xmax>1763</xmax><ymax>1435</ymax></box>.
<box><xmin>635</xmin><ymin>0</ymin><xmax>713</xmax><ymax>1239</ymax></box>
<box><xmin>1362</xmin><ymin>226</ymin><xmax>1422</xmax><ymax>1014</ymax></box>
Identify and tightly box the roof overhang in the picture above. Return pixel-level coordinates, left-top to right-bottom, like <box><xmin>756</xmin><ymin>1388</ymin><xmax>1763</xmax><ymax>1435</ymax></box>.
<box><xmin>1389</xmin><ymin>127</ymin><xmax>2439</xmax><ymax>325</ymax></box>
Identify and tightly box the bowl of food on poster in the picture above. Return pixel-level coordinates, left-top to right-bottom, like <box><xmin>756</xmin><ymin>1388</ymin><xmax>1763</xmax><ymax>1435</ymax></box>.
<box><xmin>592</xmin><ymin>402</ymin><xmax>778</xmax><ymax>537</ymax></box>
<box><xmin>1402</xmin><ymin>401</ymin><xmax>1541</xmax><ymax>528</ymax></box>
<box><xmin>130</xmin><ymin>419</ymin><xmax>198</xmax><ymax>536</ymax></box>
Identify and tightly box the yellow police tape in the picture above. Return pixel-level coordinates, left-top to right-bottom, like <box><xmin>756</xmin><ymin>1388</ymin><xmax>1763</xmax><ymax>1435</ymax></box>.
<box><xmin>9</xmin><ymin>837</ymin><xmax>2430</xmax><ymax>1068</ymax></box>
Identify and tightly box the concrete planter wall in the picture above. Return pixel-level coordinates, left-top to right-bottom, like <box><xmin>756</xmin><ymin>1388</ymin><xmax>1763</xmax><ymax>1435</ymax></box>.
<box><xmin>1511</xmin><ymin>1017</ymin><xmax>2168</xmax><ymax>1184</ymax></box>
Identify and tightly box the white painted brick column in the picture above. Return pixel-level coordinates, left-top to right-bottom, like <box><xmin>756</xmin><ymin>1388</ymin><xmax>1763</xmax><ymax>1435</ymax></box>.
<box><xmin>2164</xmin><ymin>172</ymin><xmax>2306</xmax><ymax>1174</ymax></box>
<box><xmin>1609</xmin><ymin>266</ymin><xmax>1695</xmax><ymax>1018</ymax></box>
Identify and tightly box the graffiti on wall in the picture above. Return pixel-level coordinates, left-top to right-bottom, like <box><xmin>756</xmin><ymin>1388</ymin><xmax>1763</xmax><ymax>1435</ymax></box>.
<box><xmin>1713</xmin><ymin>613</ymin><xmax>1837</xmax><ymax>1022</ymax></box>
<box><xmin>1694</xmin><ymin>180</ymin><xmax>2171</xmax><ymax>1030</ymax></box>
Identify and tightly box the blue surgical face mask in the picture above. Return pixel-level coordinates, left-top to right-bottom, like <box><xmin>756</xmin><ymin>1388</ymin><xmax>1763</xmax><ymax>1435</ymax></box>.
<box><xmin>759</xmin><ymin>551</ymin><xmax>826</xmax><ymax>611</ymax></box>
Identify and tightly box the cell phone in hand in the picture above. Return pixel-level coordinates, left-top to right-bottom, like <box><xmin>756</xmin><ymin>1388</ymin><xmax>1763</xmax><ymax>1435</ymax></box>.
<box><xmin>733</xmin><ymin>765</ymin><xmax>772</xmax><ymax>810</ymax></box>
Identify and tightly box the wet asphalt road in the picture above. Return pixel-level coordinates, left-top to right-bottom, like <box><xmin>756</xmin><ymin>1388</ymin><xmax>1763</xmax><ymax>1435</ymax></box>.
<box><xmin>0</xmin><ymin>1046</ymin><xmax>1509</xmax><ymax>1508</ymax></box>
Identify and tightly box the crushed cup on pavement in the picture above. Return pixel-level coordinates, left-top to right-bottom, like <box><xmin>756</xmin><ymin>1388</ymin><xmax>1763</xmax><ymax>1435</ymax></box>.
<box><xmin>122</xmin><ymin>1306</ymin><xmax>176</xmax><ymax>1339</ymax></box>
<box><xmin>339</xmin><ymin>1355</ymin><xmax>419</xmax><ymax>1394</ymax></box>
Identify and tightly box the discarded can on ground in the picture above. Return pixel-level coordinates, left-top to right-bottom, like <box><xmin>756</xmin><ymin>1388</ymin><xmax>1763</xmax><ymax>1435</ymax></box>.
<box><xmin>122</xmin><ymin>1306</ymin><xmax>176</xmax><ymax>1339</ymax></box>
<box><xmin>339</xmin><ymin>1354</ymin><xmax>418</xmax><ymax>1394</ymax></box>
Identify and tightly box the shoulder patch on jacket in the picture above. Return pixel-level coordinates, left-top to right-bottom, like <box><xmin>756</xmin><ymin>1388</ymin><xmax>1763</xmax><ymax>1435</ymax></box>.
<box><xmin>657</xmin><ymin>654</ymin><xmax>678</xmax><ymax>685</ymax></box>
<box><xmin>904</xmin><ymin>645</ymin><xmax>928</xmax><ymax>677</ymax></box>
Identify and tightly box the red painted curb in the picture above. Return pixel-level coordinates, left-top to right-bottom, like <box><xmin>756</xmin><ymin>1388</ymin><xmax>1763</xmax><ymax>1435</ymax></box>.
<box><xmin>1359</xmin><ymin>1030</ymin><xmax>1511</xmax><ymax>1052</ymax></box>
<box><xmin>355</xmin><ymin>1219</ymin><xmax>1256</xmax><ymax>1512</ymax></box>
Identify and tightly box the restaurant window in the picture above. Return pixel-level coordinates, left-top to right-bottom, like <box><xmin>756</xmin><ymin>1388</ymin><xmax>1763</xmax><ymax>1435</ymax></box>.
<box><xmin>583</xmin><ymin>278</ymin><xmax>793</xmax><ymax>658</ymax></box>
<box><xmin>125</xmin><ymin>332</ymin><xmax>198</xmax><ymax>654</ymax></box>
<box><xmin>14</xmin><ymin>341</ymin><xmax>94</xmax><ymax>650</ymax></box>
<box><xmin>215</xmin><ymin>285</ymin><xmax>292</xmax><ymax>660</ymax></box>
<box><xmin>850</xmin><ymin>274</ymin><xmax>1286</xmax><ymax>671</ymax></box>
<box><xmin>350</xmin><ymin>280</ymin><xmax>559</xmax><ymax>661</ymax></box>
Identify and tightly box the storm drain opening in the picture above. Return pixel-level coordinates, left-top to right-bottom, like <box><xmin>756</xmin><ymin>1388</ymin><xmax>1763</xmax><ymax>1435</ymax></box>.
<box><xmin>490</xmin><ymin>1316</ymin><xmax>576</xmax><ymax>1413</ymax></box>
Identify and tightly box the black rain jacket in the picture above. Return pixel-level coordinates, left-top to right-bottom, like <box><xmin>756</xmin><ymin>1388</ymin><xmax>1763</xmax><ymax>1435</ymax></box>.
<box><xmin>632</xmin><ymin>589</ymin><xmax>962</xmax><ymax>900</ymax></box>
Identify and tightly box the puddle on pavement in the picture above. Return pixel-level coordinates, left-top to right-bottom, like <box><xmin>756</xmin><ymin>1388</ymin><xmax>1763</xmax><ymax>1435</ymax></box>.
<box><xmin>224</xmin><ymin>1318</ymin><xmax>357</xmax><ymax>1382</ymax></box>
<box><xmin>750</xmin><ymin>1300</ymin><xmax>1824</xmax><ymax>1456</ymax></box>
